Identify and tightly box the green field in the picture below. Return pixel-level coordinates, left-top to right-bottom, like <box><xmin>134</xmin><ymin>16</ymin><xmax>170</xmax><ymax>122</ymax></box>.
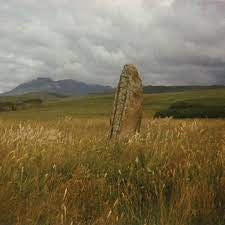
<box><xmin>0</xmin><ymin>88</ymin><xmax>225</xmax><ymax>120</ymax></box>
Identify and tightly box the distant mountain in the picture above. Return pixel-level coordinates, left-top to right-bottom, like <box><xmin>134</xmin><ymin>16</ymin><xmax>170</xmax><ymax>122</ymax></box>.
<box><xmin>2</xmin><ymin>77</ymin><xmax>113</xmax><ymax>96</ymax></box>
<box><xmin>2</xmin><ymin>78</ymin><xmax>225</xmax><ymax>97</ymax></box>
<box><xmin>143</xmin><ymin>85</ymin><xmax>225</xmax><ymax>94</ymax></box>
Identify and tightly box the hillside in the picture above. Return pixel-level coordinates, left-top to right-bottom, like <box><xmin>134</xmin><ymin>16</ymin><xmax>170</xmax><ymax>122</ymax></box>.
<box><xmin>0</xmin><ymin>88</ymin><xmax>225</xmax><ymax>120</ymax></box>
<box><xmin>2</xmin><ymin>77</ymin><xmax>113</xmax><ymax>96</ymax></box>
<box><xmin>2</xmin><ymin>77</ymin><xmax>225</xmax><ymax>97</ymax></box>
<box><xmin>143</xmin><ymin>85</ymin><xmax>225</xmax><ymax>94</ymax></box>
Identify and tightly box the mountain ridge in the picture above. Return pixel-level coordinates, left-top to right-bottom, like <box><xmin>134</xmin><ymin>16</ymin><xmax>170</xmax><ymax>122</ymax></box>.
<box><xmin>2</xmin><ymin>77</ymin><xmax>113</xmax><ymax>96</ymax></box>
<box><xmin>2</xmin><ymin>77</ymin><xmax>225</xmax><ymax>96</ymax></box>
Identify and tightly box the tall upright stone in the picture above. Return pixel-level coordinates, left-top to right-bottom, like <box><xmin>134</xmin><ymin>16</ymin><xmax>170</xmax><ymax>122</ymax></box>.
<box><xmin>109</xmin><ymin>64</ymin><xmax>143</xmax><ymax>140</ymax></box>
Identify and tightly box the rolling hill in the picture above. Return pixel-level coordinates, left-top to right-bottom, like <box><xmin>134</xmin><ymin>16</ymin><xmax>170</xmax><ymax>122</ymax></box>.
<box><xmin>143</xmin><ymin>85</ymin><xmax>225</xmax><ymax>94</ymax></box>
<box><xmin>0</xmin><ymin>87</ymin><xmax>224</xmax><ymax>120</ymax></box>
<box><xmin>2</xmin><ymin>77</ymin><xmax>113</xmax><ymax>96</ymax></box>
<box><xmin>2</xmin><ymin>77</ymin><xmax>225</xmax><ymax>97</ymax></box>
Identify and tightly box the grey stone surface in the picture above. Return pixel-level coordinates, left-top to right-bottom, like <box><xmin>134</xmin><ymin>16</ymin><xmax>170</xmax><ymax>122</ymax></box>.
<box><xmin>109</xmin><ymin>64</ymin><xmax>143</xmax><ymax>140</ymax></box>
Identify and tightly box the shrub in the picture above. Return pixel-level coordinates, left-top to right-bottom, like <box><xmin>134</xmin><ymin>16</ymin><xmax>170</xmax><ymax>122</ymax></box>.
<box><xmin>154</xmin><ymin>101</ymin><xmax>225</xmax><ymax>118</ymax></box>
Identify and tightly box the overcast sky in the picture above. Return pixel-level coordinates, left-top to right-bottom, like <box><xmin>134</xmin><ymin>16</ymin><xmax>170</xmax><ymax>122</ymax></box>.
<box><xmin>0</xmin><ymin>0</ymin><xmax>225</xmax><ymax>92</ymax></box>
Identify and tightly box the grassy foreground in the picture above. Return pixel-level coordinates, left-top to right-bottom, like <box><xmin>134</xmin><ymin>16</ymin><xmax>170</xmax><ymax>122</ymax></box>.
<box><xmin>0</xmin><ymin>118</ymin><xmax>224</xmax><ymax>225</ymax></box>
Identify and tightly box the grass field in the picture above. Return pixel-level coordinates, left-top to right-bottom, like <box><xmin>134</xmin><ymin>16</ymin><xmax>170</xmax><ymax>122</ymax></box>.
<box><xmin>0</xmin><ymin>118</ymin><xmax>224</xmax><ymax>225</ymax></box>
<box><xmin>0</xmin><ymin>88</ymin><xmax>225</xmax><ymax>120</ymax></box>
<box><xmin>0</xmin><ymin>89</ymin><xmax>224</xmax><ymax>225</ymax></box>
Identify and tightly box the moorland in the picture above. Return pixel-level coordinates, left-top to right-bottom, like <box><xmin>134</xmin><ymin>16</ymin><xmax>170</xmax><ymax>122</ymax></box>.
<box><xmin>0</xmin><ymin>87</ymin><xmax>224</xmax><ymax>225</ymax></box>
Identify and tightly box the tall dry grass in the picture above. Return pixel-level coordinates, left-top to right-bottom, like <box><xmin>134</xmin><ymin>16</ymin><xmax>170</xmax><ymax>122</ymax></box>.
<box><xmin>0</xmin><ymin>118</ymin><xmax>224</xmax><ymax>225</ymax></box>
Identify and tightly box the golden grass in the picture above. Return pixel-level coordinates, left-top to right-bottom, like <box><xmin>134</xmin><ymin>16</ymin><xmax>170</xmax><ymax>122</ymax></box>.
<box><xmin>0</xmin><ymin>118</ymin><xmax>224</xmax><ymax>225</ymax></box>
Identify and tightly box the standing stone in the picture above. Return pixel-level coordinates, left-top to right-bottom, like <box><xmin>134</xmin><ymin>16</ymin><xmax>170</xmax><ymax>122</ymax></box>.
<box><xmin>109</xmin><ymin>64</ymin><xmax>143</xmax><ymax>140</ymax></box>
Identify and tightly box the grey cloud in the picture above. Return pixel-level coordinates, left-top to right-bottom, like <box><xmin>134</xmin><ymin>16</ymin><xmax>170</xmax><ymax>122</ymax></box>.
<box><xmin>0</xmin><ymin>0</ymin><xmax>225</xmax><ymax>92</ymax></box>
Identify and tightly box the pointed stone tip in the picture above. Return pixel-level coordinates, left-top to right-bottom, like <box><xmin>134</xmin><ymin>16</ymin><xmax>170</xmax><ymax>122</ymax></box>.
<box><xmin>123</xmin><ymin>64</ymin><xmax>139</xmax><ymax>74</ymax></box>
<box><xmin>124</xmin><ymin>64</ymin><xmax>138</xmax><ymax>70</ymax></box>
<box><xmin>122</xmin><ymin>64</ymin><xmax>141</xmax><ymax>81</ymax></box>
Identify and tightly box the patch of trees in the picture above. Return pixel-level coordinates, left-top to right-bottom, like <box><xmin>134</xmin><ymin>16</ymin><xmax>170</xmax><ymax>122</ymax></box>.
<box><xmin>154</xmin><ymin>101</ymin><xmax>225</xmax><ymax>118</ymax></box>
<box><xmin>0</xmin><ymin>98</ymin><xmax>43</xmax><ymax>112</ymax></box>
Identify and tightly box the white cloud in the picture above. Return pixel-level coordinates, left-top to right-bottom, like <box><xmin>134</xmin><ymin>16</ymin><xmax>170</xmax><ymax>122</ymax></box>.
<box><xmin>0</xmin><ymin>0</ymin><xmax>224</xmax><ymax>92</ymax></box>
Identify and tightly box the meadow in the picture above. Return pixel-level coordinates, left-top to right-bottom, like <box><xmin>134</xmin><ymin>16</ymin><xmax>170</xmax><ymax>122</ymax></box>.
<box><xmin>0</xmin><ymin>88</ymin><xmax>225</xmax><ymax>120</ymax></box>
<box><xmin>0</xmin><ymin>89</ymin><xmax>225</xmax><ymax>225</ymax></box>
